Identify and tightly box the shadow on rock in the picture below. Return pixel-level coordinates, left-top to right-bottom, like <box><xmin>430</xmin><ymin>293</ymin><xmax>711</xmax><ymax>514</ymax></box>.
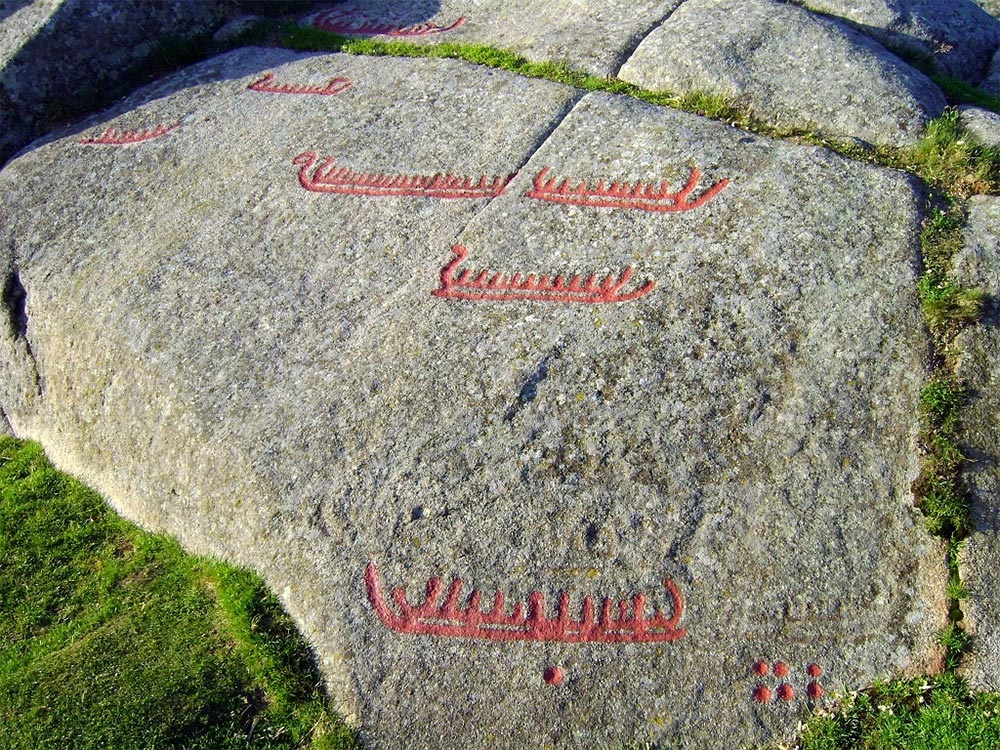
<box><xmin>0</xmin><ymin>0</ymin><xmax>377</xmax><ymax>166</ymax></box>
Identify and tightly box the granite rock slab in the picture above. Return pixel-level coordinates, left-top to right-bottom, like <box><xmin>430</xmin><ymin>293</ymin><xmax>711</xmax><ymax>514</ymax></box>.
<box><xmin>953</xmin><ymin>196</ymin><xmax>1000</xmax><ymax>692</ymax></box>
<box><xmin>0</xmin><ymin>0</ymin><xmax>252</xmax><ymax>164</ymax></box>
<box><xmin>0</xmin><ymin>49</ymin><xmax>947</xmax><ymax>749</ymax></box>
<box><xmin>804</xmin><ymin>0</ymin><xmax>1000</xmax><ymax>84</ymax></box>
<box><xmin>302</xmin><ymin>0</ymin><xmax>682</xmax><ymax>78</ymax></box>
<box><xmin>618</xmin><ymin>0</ymin><xmax>946</xmax><ymax>147</ymax></box>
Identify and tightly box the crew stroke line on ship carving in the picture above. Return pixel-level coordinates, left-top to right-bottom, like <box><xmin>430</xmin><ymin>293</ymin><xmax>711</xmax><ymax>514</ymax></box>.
<box><xmin>365</xmin><ymin>563</ymin><xmax>686</xmax><ymax>643</ymax></box>
<box><xmin>248</xmin><ymin>73</ymin><xmax>352</xmax><ymax>96</ymax></box>
<box><xmin>526</xmin><ymin>165</ymin><xmax>729</xmax><ymax>212</ymax></box>
<box><xmin>293</xmin><ymin>152</ymin><xmax>515</xmax><ymax>199</ymax></box>
<box><xmin>432</xmin><ymin>245</ymin><xmax>656</xmax><ymax>304</ymax></box>
<box><xmin>78</xmin><ymin>122</ymin><xmax>180</xmax><ymax>145</ymax></box>
<box><xmin>313</xmin><ymin>8</ymin><xmax>465</xmax><ymax>36</ymax></box>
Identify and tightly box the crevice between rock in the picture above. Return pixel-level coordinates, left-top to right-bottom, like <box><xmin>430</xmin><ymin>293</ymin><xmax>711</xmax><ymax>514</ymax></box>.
<box><xmin>607</xmin><ymin>0</ymin><xmax>690</xmax><ymax>78</ymax></box>
<box><xmin>447</xmin><ymin>88</ymin><xmax>586</xmax><ymax>245</ymax></box>
<box><xmin>2</xmin><ymin>267</ymin><xmax>42</xmax><ymax>397</ymax></box>
<box><xmin>0</xmin><ymin>401</ymin><xmax>13</xmax><ymax>436</ymax></box>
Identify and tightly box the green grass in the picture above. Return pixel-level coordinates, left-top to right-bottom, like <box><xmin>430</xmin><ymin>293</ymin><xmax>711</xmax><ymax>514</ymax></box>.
<box><xmin>912</xmin><ymin>377</ymin><xmax>971</xmax><ymax>538</ymax></box>
<box><xmin>797</xmin><ymin>675</ymin><xmax>1000</xmax><ymax>750</ymax></box>
<box><xmin>902</xmin><ymin>110</ymin><xmax>1000</xmax><ymax>197</ymax></box>
<box><xmin>0</xmin><ymin>437</ymin><xmax>358</xmax><ymax>750</ymax></box>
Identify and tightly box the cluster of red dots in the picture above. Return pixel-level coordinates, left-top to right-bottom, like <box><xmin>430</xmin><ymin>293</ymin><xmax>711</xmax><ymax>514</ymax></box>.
<box><xmin>752</xmin><ymin>660</ymin><xmax>823</xmax><ymax>703</ymax></box>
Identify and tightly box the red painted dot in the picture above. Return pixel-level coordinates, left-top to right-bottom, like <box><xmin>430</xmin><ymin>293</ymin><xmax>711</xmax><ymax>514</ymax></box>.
<box><xmin>753</xmin><ymin>685</ymin><xmax>773</xmax><ymax>703</ymax></box>
<box><xmin>807</xmin><ymin>662</ymin><xmax>823</xmax><ymax>678</ymax></box>
<box><xmin>773</xmin><ymin>661</ymin><xmax>789</xmax><ymax>678</ymax></box>
<box><xmin>808</xmin><ymin>680</ymin><xmax>824</xmax><ymax>700</ymax></box>
<box><xmin>777</xmin><ymin>683</ymin><xmax>795</xmax><ymax>701</ymax></box>
<box><xmin>543</xmin><ymin>666</ymin><xmax>564</xmax><ymax>686</ymax></box>
<box><xmin>753</xmin><ymin>660</ymin><xmax>769</xmax><ymax>676</ymax></box>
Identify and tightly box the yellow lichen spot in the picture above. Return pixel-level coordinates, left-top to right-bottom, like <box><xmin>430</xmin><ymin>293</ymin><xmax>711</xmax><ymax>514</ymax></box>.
<box><xmin>576</xmin><ymin>392</ymin><xmax>586</xmax><ymax>401</ymax></box>
<box><xmin>411</xmin><ymin>537</ymin><xmax>421</xmax><ymax>548</ymax></box>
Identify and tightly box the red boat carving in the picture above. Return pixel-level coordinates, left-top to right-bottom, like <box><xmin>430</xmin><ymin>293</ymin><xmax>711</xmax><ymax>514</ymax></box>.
<box><xmin>78</xmin><ymin>122</ymin><xmax>180</xmax><ymax>145</ymax></box>
<box><xmin>313</xmin><ymin>8</ymin><xmax>465</xmax><ymax>36</ymax></box>
<box><xmin>365</xmin><ymin>563</ymin><xmax>686</xmax><ymax>643</ymax></box>
<box><xmin>248</xmin><ymin>72</ymin><xmax>352</xmax><ymax>96</ymax></box>
<box><xmin>432</xmin><ymin>245</ymin><xmax>655</xmax><ymax>304</ymax></box>
<box><xmin>293</xmin><ymin>152</ymin><xmax>515</xmax><ymax>199</ymax></box>
<box><xmin>526</xmin><ymin>165</ymin><xmax>729</xmax><ymax>212</ymax></box>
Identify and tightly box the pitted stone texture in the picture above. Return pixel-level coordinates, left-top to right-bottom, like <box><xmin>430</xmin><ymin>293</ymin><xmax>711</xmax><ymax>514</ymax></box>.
<box><xmin>804</xmin><ymin>0</ymin><xmax>1000</xmax><ymax>84</ymax></box>
<box><xmin>619</xmin><ymin>0</ymin><xmax>946</xmax><ymax>147</ymax></box>
<box><xmin>953</xmin><ymin>196</ymin><xmax>1000</xmax><ymax>692</ymax></box>
<box><xmin>0</xmin><ymin>0</ymin><xmax>247</xmax><ymax>164</ymax></box>
<box><xmin>959</xmin><ymin>106</ymin><xmax>1000</xmax><ymax>146</ymax></box>
<box><xmin>0</xmin><ymin>51</ymin><xmax>946</xmax><ymax>750</ymax></box>
<box><xmin>302</xmin><ymin>0</ymin><xmax>681</xmax><ymax>78</ymax></box>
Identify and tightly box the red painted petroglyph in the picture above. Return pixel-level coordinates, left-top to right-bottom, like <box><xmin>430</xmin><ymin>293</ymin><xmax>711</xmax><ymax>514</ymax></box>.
<box><xmin>432</xmin><ymin>245</ymin><xmax>656</xmax><ymax>304</ymax></box>
<box><xmin>78</xmin><ymin>122</ymin><xmax>180</xmax><ymax>145</ymax></box>
<box><xmin>751</xmin><ymin>660</ymin><xmax>824</xmax><ymax>704</ymax></box>
<box><xmin>293</xmin><ymin>152</ymin><xmax>514</xmax><ymax>199</ymax></box>
<box><xmin>313</xmin><ymin>8</ymin><xmax>465</xmax><ymax>36</ymax></box>
<box><xmin>543</xmin><ymin>666</ymin><xmax>564</xmax><ymax>686</ymax></box>
<box><xmin>365</xmin><ymin>562</ymin><xmax>685</xmax><ymax>643</ymax></box>
<box><xmin>248</xmin><ymin>72</ymin><xmax>352</xmax><ymax>96</ymax></box>
<box><xmin>525</xmin><ymin>165</ymin><xmax>729</xmax><ymax>212</ymax></box>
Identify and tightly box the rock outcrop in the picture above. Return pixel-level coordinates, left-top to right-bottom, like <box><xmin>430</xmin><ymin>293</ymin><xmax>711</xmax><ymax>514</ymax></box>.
<box><xmin>618</xmin><ymin>0</ymin><xmax>947</xmax><ymax>146</ymax></box>
<box><xmin>954</xmin><ymin>197</ymin><xmax>1000</xmax><ymax>693</ymax></box>
<box><xmin>0</xmin><ymin>46</ymin><xmax>948</xmax><ymax>750</ymax></box>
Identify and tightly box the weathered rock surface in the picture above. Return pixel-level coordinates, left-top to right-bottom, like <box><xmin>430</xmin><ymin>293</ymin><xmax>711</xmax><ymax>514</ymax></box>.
<box><xmin>953</xmin><ymin>196</ymin><xmax>1000</xmax><ymax>692</ymax></box>
<box><xmin>960</xmin><ymin>105</ymin><xmax>1000</xmax><ymax>145</ymax></box>
<box><xmin>804</xmin><ymin>0</ymin><xmax>1000</xmax><ymax>84</ymax></box>
<box><xmin>0</xmin><ymin>0</ymin><xmax>260</xmax><ymax>164</ymax></box>
<box><xmin>618</xmin><ymin>0</ymin><xmax>946</xmax><ymax>147</ymax></box>
<box><xmin>302</xmin><ymin>0</ymin><xmax>681</xmax><ymax>78</ymax></box>
<box><xmin>0</xmin><ymin>46</ymin><xmax>948</xmax><ymax>749</ymax></box>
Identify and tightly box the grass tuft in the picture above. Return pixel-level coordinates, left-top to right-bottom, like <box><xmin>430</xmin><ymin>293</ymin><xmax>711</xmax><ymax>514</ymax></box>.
<box><xmin>939</xmin><ymin>624</ymin><xmax>975</xmax><ymax>672</ymax></box>
<box><xmin>903</xmin><ymin>109</ymin><xmax>1000</xmax><ymax>197</ymax></box>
